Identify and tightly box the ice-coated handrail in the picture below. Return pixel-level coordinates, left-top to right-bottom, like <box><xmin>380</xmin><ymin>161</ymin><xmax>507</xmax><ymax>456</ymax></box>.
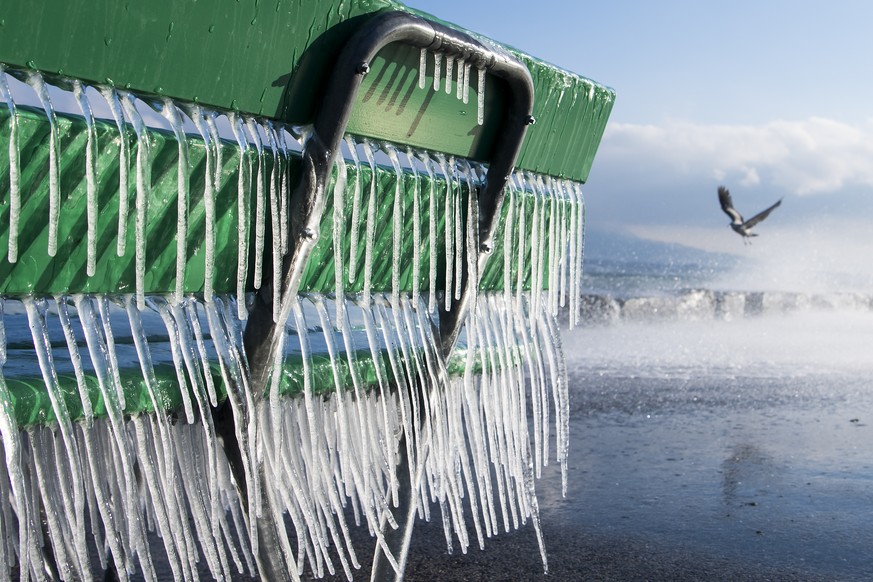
<box><xmin>243</xmin><ymin>10</ymin><xmax>535</xmax><ymax>399</ymax></box>
<box><xmin>231</xmin><ymin>11</ymin><xmax>534</xmax><ymax>579</ymax></box>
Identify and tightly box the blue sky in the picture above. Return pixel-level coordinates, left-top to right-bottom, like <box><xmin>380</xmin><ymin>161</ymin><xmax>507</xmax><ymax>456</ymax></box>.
<box><xmin>405</xmin><ymin>1</ymin><xmax>873</xmax><ymax>277</ymax></box>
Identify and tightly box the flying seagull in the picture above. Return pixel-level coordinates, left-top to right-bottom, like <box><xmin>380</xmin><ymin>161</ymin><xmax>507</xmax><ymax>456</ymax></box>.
<box><xmin>718</xmin><ymin>186</ymin><xmax>782</xmax><ymax>243</ymax></box>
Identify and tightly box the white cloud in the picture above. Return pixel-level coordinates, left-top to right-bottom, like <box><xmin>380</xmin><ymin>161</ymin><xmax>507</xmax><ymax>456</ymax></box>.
<box><xmin>598</xmin><ymin>117</ymin><xmax>873</xmax><ymax>196</ymax></box>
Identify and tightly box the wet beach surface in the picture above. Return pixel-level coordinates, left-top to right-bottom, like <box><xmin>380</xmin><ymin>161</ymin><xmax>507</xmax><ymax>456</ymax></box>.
<box><xmin>325</xmin><ymin>315</ymin><xmax>873</xmax><ymax>581</ymax></box>
<box><xmin>392</xmin><ymin>389</ymin><xmax>869</xmax><ymax>580</ymax></box>
<box><xmin>390</xmin><ymin>377</ymin><xmax>873</xmax><ymax>581</ymax></box>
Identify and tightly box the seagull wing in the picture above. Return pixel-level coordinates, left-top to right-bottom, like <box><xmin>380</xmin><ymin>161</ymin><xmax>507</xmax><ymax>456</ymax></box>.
<box><xmin>743</xmin><ymin>198</ymin><xmax>783</xmax><ymax>229</ymax></box>
<box><xmin>718</xmin><ymin>186</ymin><xmax>744</xmax><ymax>223</ymax></box>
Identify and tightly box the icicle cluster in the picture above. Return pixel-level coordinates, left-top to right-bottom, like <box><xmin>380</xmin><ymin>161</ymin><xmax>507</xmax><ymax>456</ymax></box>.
<box><xmin>418</xmin><ymin>49</ymin><xmax>486</xmax><ymax>125</ymax></box>
<box><xmin>0</xmin><ymin>65</ymin><xmax>587</xmax><ymax>581</ymax></box>
<box><xmin>0</xmin><ymin>294</ymin><xmax>256</xmax><ymax>581</ymax></box>
<box><xmin>0</xmin><ymin>68</ymin><xmax>297</xmax><ymax>314</ymax></box>
<box><xmin>254</xmin><ymin>291</ymin><xmax>568</xmax><ymax>578</ymax></box>
<box><xmin>0</xmin><ymin>286</ymin><xmax>571</xmax><ymax>580</ymax></box>
<box><xmin>502</xmin><ymin>171</ymin><xmax>587</xmax><ymax>329</ymax></box>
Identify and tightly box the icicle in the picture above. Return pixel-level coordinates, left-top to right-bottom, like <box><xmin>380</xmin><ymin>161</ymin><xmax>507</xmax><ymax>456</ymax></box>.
<box><xmin>462</xmin><ymin>61</ymin><xmax>472</xmax><ymax>105</ymax></box>
<box><xmin>445</xmin><ymin>56</ymin><xmax>455</xmax><ymax>95</ymax></box>
<box><xmin>556</xmin><ymin>181</ymin><xmax>568</xmax><ymax>309</ymax></box>
<box><xmin>418</xmin><ymin>48</ymin><xmax>428</xmax><ymax>89</ymax></box>
<box><xmin>228</xmin><ymin>112</ymin><xmax>252</xmax><ymax>319</ymax></box>
<box><xmin>406</xmin><ymin>148</ymin><xmax>422</xmax><ymax>307</ymax></box>
<box><xmin>245</xmin><ymin>117</ymin><xmax>266</xmax><ymax>290</ymax></box>
<box><xmin>186</xmin><ymin>300</ymin><xmax>219</xmax><ymax>407</ymax></box>
<box><xmin>461</xmin><ymin>159</ymin><xmax>479</xmax><ymax>311</ymax></box>
<box><xmin>453</xmin><ymin>158</ymin><xmax>463</xmax><ymax>301</ymax></box>
<box><xmin>97</xmin><ymin>86</ymin><xmax>130</xmax><ymax>257</ymax></box>
<box><xmin>564</xmin><ymin>181</ymin><xmax>576</xmax><ymax>327</ymax></box>
<box><xmin>345</xmin><ymin>136</ymin><xmax>363</xmax><ymax>284</ymax></box>
<box><xmin>312</xmin><ymin>297</ymin><xmax>359</xmax><ymax>520</ymax></box>
<box><xmin>0</xmin><ymin>67</ymin><xmax>21</xmax><ymax>263</ymax></box>
<box><xmin>120</xmin><ymin>91</ymin><xmax>151</xmax><ymax>309</ymax></box>
<box><xmin>72</xmin><ymin>80</ymin><xmax>99</xmax><ymax>276</ymax></box>
<box><xmin>25</xmin><ymin>72</ymin><xmax>61</xmax><ymax>256</ymax></box>
<box><xmin>332</xmin><ymin>146</ymin><xmax>348</xmax><ymax>321</ymax></box>
<box><xmin>476</xmin><ymin>67</ymin><xmax>486</xmax><ymax>125</ymax></box>
<box><xmin>433</xmin><ymin>52</ymin><xmax>443</xmax><ymax>92</ymax></box>
<box><xmin>277</xmin><ymin>127</ymin><xmax>290</xmax><ymax>255</ymax></box>
<box><xmin>205</xmin><ymin>110</ymin><xmax>225</xmax><ymax>194</ymax></box>
<box><xmin>159</xmin><ymin>98</ymin><xmax>191</xmax><ymax>302</ymax></box>
<box><xmin>456</xmin><ymin>58</ymin><xmax>465</xmax><ymax>100</ymax></box>
<box><xmin>546</xmin><ymin>178</ymin><xmax>558</xmax><ymax>316</ymax></box>
<box><xmin>147</xmin><ymin>296</ymin><xmax>195</xmax><ymax>424</ymax></box>
<box><xmin>435</xmin><ymin>153</ymin><xmax>453</xmax><ymax>310</ymax></box>
<box><xmin>418</xmin><ymin>151</ymin><xmax>438</xmax><ymax>312</ymax></box>
<box><xmin>534</xmin><ymin>175</ymin><xmax>549</xmax><ymax>316</ymax></box>
<box><xmin>361</xmin><ymin>139</ymin><xmax>378</xmax><ymax>306</ymax></box>
<box><xmin>263</xmin><ymin>120</ymin><xmax>283</xmax><ymax>322</ymax></box>
<box><xmin>187</xmin><ymin>104</ymin><xmax>216</xmax><ymax>301</ymax></box>
<box><xmin>525</xmin><ymin>174</ymin><xmax>541</xmax><ymax>314</ymax></box>
<box><xmin>541</xmin><ymin>300</ymin><xmax>569</xmax><ymax>495</ymax></box>
<box><xmin>95</xmin><ymin>295</ymin><xmax>127</xmax><ymax>410</ymax></box>
<box><xmin>295</xmin><ymin>299</ymin><xmax>364</xmax><ymax>576</ymax></box>
<box><xmin>55</xmin><ymin>296</ymin><xmax>94</xmax><ymax>425</ymax></box>
<box><xmin>503</xmin><ymin>178</ymin><xmax>516</xmax><ymax>305</ymax></box>
<box><xmin>573</xmin><ymin>181</ymin><xmax>586</xmax><ymax>328</ymax></box>
<box><xmin>384</xmin><ymin>144</ymin><xmax>404</xmax><ymax>307</ymax></box>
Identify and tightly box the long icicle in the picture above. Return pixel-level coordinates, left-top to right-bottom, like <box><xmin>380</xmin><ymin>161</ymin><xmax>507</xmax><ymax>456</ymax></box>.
<box><xmin>25</xmin><ymin>73</ymin><xmax>62</xmax><ymax>256</ymax></box>
<box><xmin>187</xmin><ymin>105</ymin><xmax>217</xmax><ymax>302</ymax></box>
<box><xmin>436</xmin><ymin>153</ymin><xmax>454</xmax><ymax>310</ymax></box>
<box><xmin>97</xmin><ymin>86</ymin><xmax>131</xmax><ymax>257</ymax></box>
<box><xmin>263</xmin><ymin>120</ymin><xmax>283</xmax><ymax>322</ymax></box>
<box><xmin>0</xmin><ymin>67</ymin><xmax>21</xmax><ymax>263</ymax></box>
<box><xmin>361</xmin><ymin>139</ymin><xmax>378</xmax><ymax>306</ymax></box>
<box><xmin>72</xmin><ymin>80</ymin><xmax>99</xmax><ymax>277</ymax></box>
<box><xmin>332</xmin><ymin>146</ymin><xmax>349</xmax><ymax>322</ymax></box>
<box><xmin>159</xmin><ymin>98</ymin><xmax>191</xmax><ymax>302</ymax></box>
<box><xmin>229</xmin><ymin>112</ymin><xmax>252</xmax><ymax>320</ymax></box>
<box><xmin>245</xmin><ymin>117</ymin><xmax>267</xmax><ymax>291</ymax></box>
<box><xmin>419</xmin><ymin>151</ymin><xmax>438</xmax><ymax>313</ymax></box>
<box><xmin>385</xmin><ymin>143</ymin><xmax>404</xmax><ymax>307</ymax></box>
<box><xmin>345</xmin><ymin>136</ymin><xmax>363</xmax><ymax>284</ymax></box>
<box><xmin>406</xmin><ymin>148</ymin><xmax>422</xmax><ymax>307</ymax></box>
<box><xmin>120</xmin><ymin>92</ymin><xmax>151</xmax><ymax>309</ymax></box>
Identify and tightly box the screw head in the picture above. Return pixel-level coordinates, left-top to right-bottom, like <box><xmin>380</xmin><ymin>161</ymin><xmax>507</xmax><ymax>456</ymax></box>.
<box><xmin>357</xmin><ymin>62</ymin><xmax>371</xmax><ymax>75</ymax></box>
<box><xmin>524</xmin><ymin>115</ymin><xmax>536</xmax><ymax>126</ymax></box>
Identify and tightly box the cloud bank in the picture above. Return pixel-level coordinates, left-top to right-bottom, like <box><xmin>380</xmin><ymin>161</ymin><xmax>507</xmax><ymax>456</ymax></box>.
<box><xmin>597</xmin><ymin>117</ymin><xmax>873</xmax><ymax>196</ymax></box>
<box><xmin>584</xmin><ymin>117</ymin><xmax>873</xmax><ymax>232</ymax></box>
